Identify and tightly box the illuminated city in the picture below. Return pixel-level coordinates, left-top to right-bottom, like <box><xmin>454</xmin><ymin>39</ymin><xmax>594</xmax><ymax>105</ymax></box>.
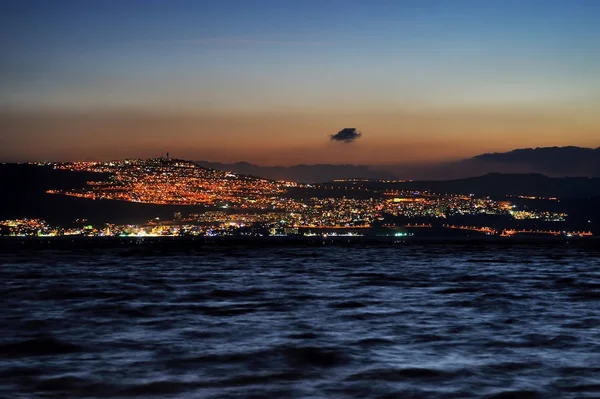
<box><xmin>1</xmin><ymin>157</ymin><xmax>593</xmax><ymax>238</ymax></box>
<box><xmin>47</xmin><ymin>157</ymin><xmax>293</xmax><ymax>207</ymax></box>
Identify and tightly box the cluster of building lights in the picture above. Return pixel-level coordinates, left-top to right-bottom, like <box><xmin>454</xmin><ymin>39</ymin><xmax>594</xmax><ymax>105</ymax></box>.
<box><xmin>48</xmin><ymin>158</ymin><xmax>292</xmax><ymax>207</ymax></box>
<box><xmin>9</xmin><ymin>157</ymin><xmax>591</xmax><ymax>238</ymax></box>
<box><xmin>510</xmin><ymin>210</ymin><xmax>568</xmax><ymax>221</ymax></box>
<box><xmin>0</xmin><ymin>219</ymin><xmax>94</xmax><ymax>237</ymax></box>
<box><xmin>2</xmin><ymin>216</ymin><xmax>592</xmax><ymax>238</ymax></box>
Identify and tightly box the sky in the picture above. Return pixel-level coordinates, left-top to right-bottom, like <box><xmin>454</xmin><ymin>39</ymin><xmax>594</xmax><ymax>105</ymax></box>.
<box><xmin>1</xmin><ymin>0</ymin><xmax>600</xmax><ymax>165</ymax></box>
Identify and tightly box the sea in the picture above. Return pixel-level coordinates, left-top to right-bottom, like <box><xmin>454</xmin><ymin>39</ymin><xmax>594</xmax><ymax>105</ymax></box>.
<box><xmin>1</xmin><ymin>240</ymin><xmax>599</xmax><ymax>398</ymax></box>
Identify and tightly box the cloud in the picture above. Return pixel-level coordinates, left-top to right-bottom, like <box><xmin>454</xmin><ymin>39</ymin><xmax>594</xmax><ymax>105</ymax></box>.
<box><xmin>330</xmin><ymin>128</ymin><xmax>362</xmax><ymax>143</ymax></box>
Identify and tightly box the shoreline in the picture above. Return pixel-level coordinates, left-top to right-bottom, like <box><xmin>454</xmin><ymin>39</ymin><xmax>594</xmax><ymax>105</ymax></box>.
<box><xmin>1</xmin><ymin>235</ymin><xmax>599</xmax><ymax>253</ymax></box>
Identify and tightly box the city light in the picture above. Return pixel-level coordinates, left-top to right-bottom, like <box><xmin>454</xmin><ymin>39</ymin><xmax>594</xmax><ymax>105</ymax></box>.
<box><xmin>1</xmin><ymin>157</ymin><xmax>591</xmax><ymax>238</ymax></box>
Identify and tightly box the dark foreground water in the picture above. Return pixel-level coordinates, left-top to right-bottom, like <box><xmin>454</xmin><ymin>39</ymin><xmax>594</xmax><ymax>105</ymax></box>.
<box><xmin>1</xmin><ymin>243</ymin><xmax>600</xmax><ymax>398</ymax></box>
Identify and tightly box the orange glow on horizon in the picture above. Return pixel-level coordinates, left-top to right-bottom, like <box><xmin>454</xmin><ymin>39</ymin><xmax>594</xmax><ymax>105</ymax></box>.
<box><xmin>1</xmin><ymin>105</ymin><xmax>599</xmax><ymax>164</ymax></box>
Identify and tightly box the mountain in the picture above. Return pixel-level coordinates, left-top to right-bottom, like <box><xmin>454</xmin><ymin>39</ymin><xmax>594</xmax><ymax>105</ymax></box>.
<box><xmin>382</xmin><ymin>146</ymin><xmax>600</xmax><ymax>180</ymax></box>
<box><xmin>470</xmin><ymin>146</ymin><xmax>600</xmax><ymax>177</ymax></box>
<box><xmin>0</xmin><ymin>164</ymin><xmax>207</xmax><ymax>225</ymax></box>
<box><xmin>194</xmin><ymin>161</ymin><xmax>397</xmax><ymax>183</ymax></box>
<box><xmin>197</xmin><ymin>147</ymin><xmax>600</xmax><ymax>182</ymax></box>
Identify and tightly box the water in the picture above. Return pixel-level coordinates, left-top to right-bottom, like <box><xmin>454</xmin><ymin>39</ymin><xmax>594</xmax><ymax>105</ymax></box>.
<box><xmin>1</xmin><ymin>243</ymin><xmax>599</xmax><ymax>398</ymax></box>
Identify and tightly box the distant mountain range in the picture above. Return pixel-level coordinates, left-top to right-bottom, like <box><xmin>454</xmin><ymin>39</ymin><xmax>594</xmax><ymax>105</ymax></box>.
<box><xmin>194</xmin><ymin>161</ymin><xmax>397</xmax><ymax>182</ymax></box>
<box><xmin>196</xmin><ymin>146</ymin><xmax>600</xmax><ymax>182</ymax></box>
<box><xmin>471</xmin><ymin>146</ymin><xmax>600</xmax><ymax>176</ymax></box>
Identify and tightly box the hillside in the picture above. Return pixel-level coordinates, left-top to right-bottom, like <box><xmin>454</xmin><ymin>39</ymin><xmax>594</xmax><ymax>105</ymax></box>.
<box><xmin>471</xmin><ymin>146</ymin><xmax>600</xmax><ymax>177</ymax></box>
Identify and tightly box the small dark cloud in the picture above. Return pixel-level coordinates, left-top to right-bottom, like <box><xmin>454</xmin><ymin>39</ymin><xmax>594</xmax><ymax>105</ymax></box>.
<box><xmin>330</xmin><ymin>128</ymin><xmax>362</xmax><ymax>143</ymax></box>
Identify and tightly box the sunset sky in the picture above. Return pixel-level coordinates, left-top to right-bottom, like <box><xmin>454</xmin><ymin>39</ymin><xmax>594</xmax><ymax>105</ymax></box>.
<box><xmin>2</xmin><ymin>0</ymin><xmax>599</xmax><ymax>164</ymax></box>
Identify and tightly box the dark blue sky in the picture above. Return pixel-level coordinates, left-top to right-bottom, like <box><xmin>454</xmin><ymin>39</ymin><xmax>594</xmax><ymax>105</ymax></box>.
<box><xmin>1</xmin><ymin>1</ymin><xmax>599</xmax><ymax>163</ymax></box>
